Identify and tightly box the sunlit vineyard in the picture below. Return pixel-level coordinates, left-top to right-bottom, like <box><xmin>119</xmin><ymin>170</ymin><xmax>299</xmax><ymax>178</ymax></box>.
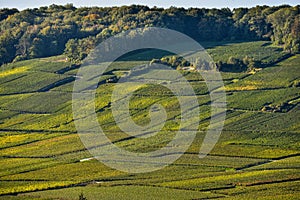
<box><xmin>0</xmin><ymin>40</ymin><xmax>299</xmax><ymax>199</ymax></box>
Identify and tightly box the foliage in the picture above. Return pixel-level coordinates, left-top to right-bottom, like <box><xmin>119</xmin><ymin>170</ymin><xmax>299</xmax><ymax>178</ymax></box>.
<box><xmin>79</xmin><ymin>193</ymin><xmax>87</xmax><ymax>200</ymax></box>
<box><xmin>208</xmin><ymin>41</ymin><xmax>290</xmax><ymax>70</ymax></box>
<box><xmin>0</xmin><ymin>39</ymin><xmax>299</xmax><ymax>199</ymax></box>
<box><xmin>159</xmin><ymin>169</ymin><xmax>299</xmax><ymax>190</ymax></box>
<box><xmin>0</xmin><ymin>5</ymin><xmax>299</xmax><ymax>65</ymax></box>
<box><xmin>23</xmin><ymin>185</ymin><xmax>219</xmax><ymax>200</ymax></box>
<box><xmin>226</xmin><ymin>54</ymin><xmax>300</xmax><ymax>90</ymax></box>
<box><xmin>0</xmin><ymin>180</ymin><xmax>77</xmax><ymax>196</ymax></box>
<box><xmin>226</xmin><ymin>88</ymin><xmax>299</xmax><ymax>110</ymax></box>
<box><xmin>267</xmin><ymin>6</ymin><xmax>300</xmax><ymax>53</ymax></box>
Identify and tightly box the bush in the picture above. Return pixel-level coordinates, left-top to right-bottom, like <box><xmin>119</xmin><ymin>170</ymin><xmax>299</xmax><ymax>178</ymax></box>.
<box><xmin>216</xmin><ymin>56</ymin><xmax>262</xmax><ymax>72</ymax></box>
<box><xmin>79</xmin><ymin>192</ymin><xmax>87</xmax><ymax>200</ymax></box>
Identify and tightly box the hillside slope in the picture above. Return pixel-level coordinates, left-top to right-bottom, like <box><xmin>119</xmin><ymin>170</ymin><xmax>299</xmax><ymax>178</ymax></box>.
<box><xmin>0</xmin><ymin>42</ymin><xmax>299</xmax><ymax>199</ymax></box>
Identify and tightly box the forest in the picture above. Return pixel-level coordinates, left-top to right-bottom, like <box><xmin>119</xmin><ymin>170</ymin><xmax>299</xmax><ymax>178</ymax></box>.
<box><xmin>0</xmin><ymin>4</ymin><xmax>299</xmax><ymax>65</ymax></box>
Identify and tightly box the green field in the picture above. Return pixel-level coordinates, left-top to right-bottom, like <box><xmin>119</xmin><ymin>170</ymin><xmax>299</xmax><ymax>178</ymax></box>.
<box><xmin>0</xmin><ymin>41</ymin><xmax>299</xmax><ymax>199</ymax></box>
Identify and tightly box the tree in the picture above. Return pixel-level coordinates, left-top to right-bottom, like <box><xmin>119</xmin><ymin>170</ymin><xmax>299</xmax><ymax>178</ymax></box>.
<box><xmin>0</xmin><ymin>8</ymin><xmax>19</xmax><ymax>21</ymax></box>
<box><xmin>0</xmin><ymin>4</ymin><xmax>299</xmax><ymax>65</ymax></box>
<box><xmin>267</xmin><ymin>6</ymin><xmax>300</xmax><ymax>52</ymax></box>
<box><xmin>64</xmin><ymin>39</ymin><xmax>80</xmax><ymax>64</ymax></box>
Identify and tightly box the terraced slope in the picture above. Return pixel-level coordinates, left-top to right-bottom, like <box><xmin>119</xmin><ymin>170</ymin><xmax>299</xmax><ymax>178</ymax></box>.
<box><xmin>0</xmin><ymin>42</ymin><xmax>299</xmax><ymax>200</ymax></box>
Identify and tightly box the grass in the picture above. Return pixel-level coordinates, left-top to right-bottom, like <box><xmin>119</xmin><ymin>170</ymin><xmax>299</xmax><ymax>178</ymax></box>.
<box><xmin>207</xmin><ymin>41</ymin><xmax>289</xmax><ymax>65</ymax></box>
<box><xmin>0</xmin><ymin>134</ymin><xmax>84</xmax><ymax>158</ymax></box>
<box><xmin>247</xmin><ymin>156</ymin><xmax>300</xmax><ymax>170</ymax></box>
<box><xmin>174</xmin><ymin>154</ymin><xmax>268</xmax><ymax>169</ymax></box>
<box><xmin>159</xmin><ymin>169</ymin><xmax>299</xmax><ymax>190</ymax></box>
<box><xmin>226</xmin><ymin>87</ymin><xmax>299</xmax><ymax>110</ymax></box>
<box><xmin>3</xmin><ymin>57</ymin><xmax>70</xmax><ymax>73</ymax></box>
<box><xmin>0</xmin><ymin>132</ymin><xmax>63</xmax><ymax>149</ymax></box>
<box><xmin>211</xmin><ymin>143</ymin><xmax>299</xmax><ymax>159</ymax></box>
<box><xmin>0</xmin><ymin>113</ymin><xmax>50</xmax><ymax>129</ymax></box>
<box><xmin>224</xmin><ymin>107</ymin><xmax>300</xmax><ymax>132</ymax></box>
<box><xmin>216</xmin><ymin>180</ymin><xmax>300</xmax><ymax>200</ymax></box>
<box><xmin>226</xmin><ymin>56</ymin><xmax>300</xmax><ymax>91</ymax></box>
<box><xmin>0</xmin><ymin>181</ymin><xmax>77</xmax><ymax>196</ymax></box>
<box><xmin>1</xmin><ymin>160</ymin><xmax>125</xmax><ymax>181</ymax></box>
<box><xmin>0</xmin><ymin>72</ymin><xmax>70</xmax><ymax>94</ymax></box>
<box><xmin>22</xmin><ymin>185</ymin><xmax>221</xmax><ymax>200</ymax></box>
<box><xmin>0</xmin><ymin>109</ymin><xmax>18</xmax><ymax>122</ymax></box>
<box><xmin>0</xmin><ymin>66</ymin><xmax>29</xmax><ymax>77</ymax></box>
<box><xmin>0</xmin><ymin>158</ymin><xmax>60</xmax><ymax>177</ymax></box>
<box><xmin>1</xmin><ymin>91</ymin><xmax>72</xmax><ymax>113</ymax></box>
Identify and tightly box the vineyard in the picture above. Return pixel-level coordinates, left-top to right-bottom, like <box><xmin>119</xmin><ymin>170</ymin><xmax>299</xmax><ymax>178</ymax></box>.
<box><xmin>0</xmin><ymin>41</ymin><xmax>299</xmax><ymax>199</ymax></box>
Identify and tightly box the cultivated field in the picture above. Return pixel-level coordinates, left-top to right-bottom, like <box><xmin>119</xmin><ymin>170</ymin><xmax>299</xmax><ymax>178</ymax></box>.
<box><xmin>0</xmin><ymin>41</ymin><xmax>299</xmax><ymax>199</ymax></box>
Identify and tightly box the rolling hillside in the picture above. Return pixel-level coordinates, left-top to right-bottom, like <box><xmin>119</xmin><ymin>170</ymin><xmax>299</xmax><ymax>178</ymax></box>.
<box><xmin>0</xmin><ymin>41</ymin><xmax>299</xmax><ymax>200</ymax></box>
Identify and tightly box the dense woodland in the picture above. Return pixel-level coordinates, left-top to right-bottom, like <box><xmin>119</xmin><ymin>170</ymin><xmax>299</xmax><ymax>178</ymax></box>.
<box><xmin>0</xmin><ymin>4</ymin><xmax>299</xmax><ymax>65</ymax></box>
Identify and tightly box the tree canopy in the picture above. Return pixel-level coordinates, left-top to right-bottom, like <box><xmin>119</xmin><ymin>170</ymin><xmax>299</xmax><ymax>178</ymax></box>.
<box><xmin>0</xmin><ymin>4</ymin><xmax>299</xmax><ymax>65</ymax></box>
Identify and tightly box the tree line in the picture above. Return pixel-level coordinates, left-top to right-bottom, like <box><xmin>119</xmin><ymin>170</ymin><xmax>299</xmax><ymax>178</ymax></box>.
<box><xmin>0</xmin><ymin>4</ymin><xmax>299</xmax><ymax>65</ymax></box>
